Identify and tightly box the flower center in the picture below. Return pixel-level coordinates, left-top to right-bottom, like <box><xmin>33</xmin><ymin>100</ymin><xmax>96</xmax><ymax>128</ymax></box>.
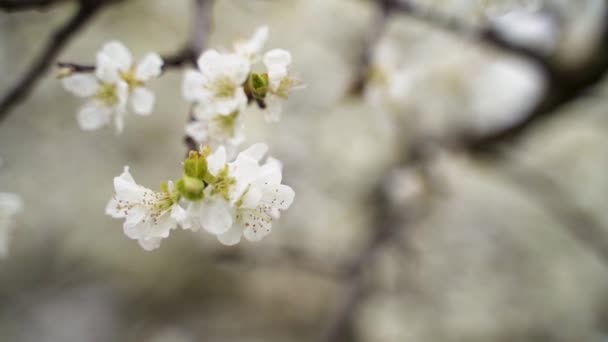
<box><xmin>212</xmin><ymin>76</ymin><xmax>236</xmax><ymax>98</ymax></box>
<box><xmin>210</xmin><ymin>165</ymin><xmax>236</xmax><ymax>201</ymax></box>
<box><xmin>212</xmin><ymin>111</ymin><xmax>239</xmax><ymax>137</ymax></box>
<box><xmin>95</xmin><ymin>83</ymin><xmax>119</xmax><ymax>106</ymax></box>
<box><xmin>275</xmin><ymin>77</ymin><xmax>296</xmax><ymax>98</ymax></box>
<box><xmin>120</xmin><ymin>68</ymin><xmax>144</xmax><ymax>91</ymax></box>
<box><xmin>142</xmin><ymin>190</ymin><xmax>174</xmax><ymax>224</ymax></box>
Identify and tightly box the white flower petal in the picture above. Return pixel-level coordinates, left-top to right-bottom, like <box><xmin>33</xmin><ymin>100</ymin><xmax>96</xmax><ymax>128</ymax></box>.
<box><xmin>197</xmin><ymin>49</ymin><xmax>223</xmax><ymax>78</ymax></box>
<box><xmin>138</xmin><ymin>237</ymin><xmax>162</xmax><ymax>251</ymax></box>
<box><xmin>241</xmin><ymin>209</ymin><xmax>272</xmax><ymax>242</ymax></box>
<box><xmin>131</xmin><ymin>87</ymin><xmax>155</xmax><ymax>115</ymax></box>
<box><xmin>240</xmin><ymin>186</ymin><xmax>262</xmax><ymax>209</ymax></box>
<box><xmin>77</xmin><ymin>101</ymin><xmax>110</xmax><ymax>131</ymax></box>
<box><xmin>62</xmin><ymin>74</ymin><xmax>99</xmax><ymax>97</ymax></box>
<box><xmin>214</xmin><ymin>88</ymin><xmax>247</xmax><ymax>115</ymax></box>
<box><xmin>182</xmin><ymin>70</ymin><xmax>207</xmax><ymax>102</ymax></box>
<box><xmin>113</xmin><ymin>166</ymin><xmax>144</xmax><ymax>202</ymax></box>
<box><xmin>116</xmin><ymin>81</ymin><xmax>129</xmax><ymax>108</ymax></box>
<box><xmin>199</xmin><ymin>199</ymin><xmax>233</xmax><ymax>235</ymax></box>
<box><xmin>207</xmin><ymin>146</ymin><xmax>227</xmax><ymax>176</ymax></box>
<box><xmin>148</xmin><ymin>213</ymin><xmax>176</xmax><ymax>238</ymax></box>
<box><xmin>224</xmin><ymin>54</ymin><xmax>251</xmax><ymax>85</ymax></box>
<box><xmin>96</xmin><ymin>53</ymin><xmax>121</xmax><ymax>84</ymax></box>
<box><xmin>234</xmin><ymin>25</ymin><xmax>269</xmax><ymax>63</ymax></box>
<box><xmin>264</xmin><ymin>49</ymin><xmax>292</xmax><ymax>90</ymax></box>
<box><xmin>135</xmin><ymin>53</ymin><xmax>163</xmax><ymax>81</ymax></box>
<box><xmin>239</xmin><ymin>143</ymin><xmax>268</xmax><ymax>162</ymax></box>
<box><xmin>99</xmin><ymin>41</ymin><xmax>133</xmax><ymax>71</ymax></box>
<box><xmin>185</xmin><ymin>120</ymin><xmax>209</xmax><ymax>143</ymax></box>
<box><xmin>262</xmin><ymin>184</ymin><xmax>295</xmax><ymax>211</ymax></box>
<box><xmin>257</xmin><ymin>160</ymin><xmax>282</xmax><ymax>185</ymax></box>
<box><xmin>114</xmin><ymin>110</ymin><xmax>125</xmax><ymax>134</ymax></box>
<box><xmin>170</xmin><ymin>204</ymin><xmax>190</xmax><ymax>230</ymax></box>
<box><xmin>105</xmin><ymin>197</ymin><xmax>124</xmax><ymax>218</ymax></box>
<box><xmin>217</xmin><ymin>224</ymin><xmax>243</xmax><ymax>246</ymax></box>
<box><xmin>123</xmin><ymin>206</ymin><xmax>147</xmax><ymax>231</ymax></box>
<box><xmin>264</xmin><ymin>94</ymin><xmax>283</xmax><ymax>122</ymax></box>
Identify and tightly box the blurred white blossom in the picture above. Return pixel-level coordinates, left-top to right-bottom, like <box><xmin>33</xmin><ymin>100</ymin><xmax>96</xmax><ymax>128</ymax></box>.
<box><xmin>490</xmin><ymin>8</ymin><xmax>557</xmax><ymax>54</ymax></box>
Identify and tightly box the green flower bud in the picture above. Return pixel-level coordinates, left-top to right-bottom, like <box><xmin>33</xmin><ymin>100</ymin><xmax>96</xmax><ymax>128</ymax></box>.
<box><xmin>183</xmin><ymin>150</ymin><xmax>209</xmax><ymax>180</ymax></box>
<box><xmin>246</xmin><ymin>72</ymin><xmax>269</xmax><ymax>100</ymax></box>
<box><xmin>176</xmin><ymin>175</ymin><xmax>205</xmax><ymax>201</ymax></box>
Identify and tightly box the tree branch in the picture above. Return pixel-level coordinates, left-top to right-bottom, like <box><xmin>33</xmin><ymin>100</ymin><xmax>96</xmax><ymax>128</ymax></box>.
<box><xmin>0</xmin><ymin>0</ymin><xmax>109</xmax><ymax>123</ymax></box>
<box><xmin>0</xmin><ymin>0</ymin><xmax>67</xmax><ymax>11</ymax></box>
<box><xmin>349</xmin><ymin>0</ymin><xmax>395</xmax><ymax>96</ymax></box>
<box><xmin>320</xmin><ymin>145</ymin><xmax>429</xmax><ymax>341</ymax></box>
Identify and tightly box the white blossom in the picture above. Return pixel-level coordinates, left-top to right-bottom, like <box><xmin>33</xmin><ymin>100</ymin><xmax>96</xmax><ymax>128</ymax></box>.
<box><xmin>185</xmin><ymin>96</ymin><xmax>246</xmax><ymax>158</ymax></box>
<box><xmin>106</xmin><ymin>167</ymin><xmax>187</xmax><ymax>251</ymax></box>
<box><xmin>217</xmin><ymin>144</ymin><xmax>295</xmax><ymax>245</ymax></box>
<box><xmin>62</xmin><ymin>41</ymin><xmax>163</xmax><ymax>133</ymax></box>
<box><xmin>182</xmin><ymin>49</ymin><xmax>250</xmax><ymax>119</ymax></box>
<box><xmin>96</xmin><ymin>41</ymin><xmax>163</xmax><ymax>115</ymax></box>
<box><xmin>182</xmin><ymin>143</ymin><xmax>294</xmax><ymax>245</ymax></box>
<box><xmin>262</xmin><ymin>49</ymin><xmax>303</xmax><ymax>122</ymax></box>
<box><xmin>234</xmin><ymin>25</ymin><xmax>269</xmax><ymax>63</ymax></box>
<box><xmin>0</xmin><ymin>192</ymin><xmax>23</xmax><ymax>258</ymax></box>
<box><xmin>62</xmin><ymin>74</ymin><xmax>129</xmax><ymax>132</ymax></box>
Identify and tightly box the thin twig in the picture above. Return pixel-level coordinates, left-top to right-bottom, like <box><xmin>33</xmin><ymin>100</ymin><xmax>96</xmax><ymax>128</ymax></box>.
<box><xmin>0</xmin><ymin>0</ymin><xmax>108</xmax><ymax>123</ymax></box>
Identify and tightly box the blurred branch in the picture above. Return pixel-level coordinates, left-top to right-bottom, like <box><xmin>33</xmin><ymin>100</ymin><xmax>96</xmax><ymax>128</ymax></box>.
<box><xmin>0</xmin><ymin>0</ymin><xmax>113</xmax><ymax>123</ymax></box>
<box><xmin>0</xmin><ymin>0</ymin><xmax>67</xmax><ymax>11</ymax></box>
<box><xmin>183</xmin><ymin>0</ymin><xmax>214</xmax><ymax>153</ymax></box>
<box><xmin>320</xmin><ymin>146</ymin><xmax>429</xmax><ymax>341</ymax></box>
<box><xmin>354</xmin><ymin>0</ymin><xmax>608</xmax><ymax>150</ymax></box>
<box><xmin>349</xmin><ymin>0</ymin><xmax>395</xmax><ymax>95</ymax></box>
<box><xmin>500</xmin><ymin>155</ymin><xmax>608</xmax><ymax>266</ymax></box>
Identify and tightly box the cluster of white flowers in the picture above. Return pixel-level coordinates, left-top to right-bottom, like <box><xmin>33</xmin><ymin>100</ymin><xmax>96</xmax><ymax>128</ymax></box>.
<box><xmin>0</xmin><ymin>192</ymin><xmax>23</xmax><ymax>258</ymax></box>
<box><xmin>183</xmin><ymin>26</ymin><xmax>302</xmax><ymax>155</ymax></box>
<box><xmin>60</xmin><ymin>26</ymin><xmax>300</xmax><ymax>251</ymax></box>
<box><xmin>62</xmin><ymin>41</ymin><xmax>163</xmax><ymax>133</ymax></box>
<box><xmin>105</xmin><ymin>143</ymin><xmax>294</xmax><ymax>250</ymax></box>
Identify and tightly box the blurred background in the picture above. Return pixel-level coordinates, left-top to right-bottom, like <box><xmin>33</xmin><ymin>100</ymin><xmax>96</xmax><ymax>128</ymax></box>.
<box><xmin>1</xmin><ymin>0</ymin><xmax>608</xmax><ymax>341</ymax></box>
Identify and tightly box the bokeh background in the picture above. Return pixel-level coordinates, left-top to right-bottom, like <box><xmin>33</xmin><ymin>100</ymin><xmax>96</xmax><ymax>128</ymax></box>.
<box><xmin>1</xmin><ymin>0</ymin><xmax>608</xmax><ymax>341</ymax></box>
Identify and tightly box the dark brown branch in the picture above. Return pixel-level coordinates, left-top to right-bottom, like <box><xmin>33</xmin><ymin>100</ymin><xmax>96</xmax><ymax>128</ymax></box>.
<box><xmin>0</xmin><ymin>0</ymin><xmax>67</xmax><ymax>11</ymax></box>
<box><xmin>55</xmin><ymin>47</ymin><xmax>198</xmax><ymax>74</ymax></box>
<box><xmin>0</xmin><ymin>0</ymin><xmax>108</xmax><ymax>123</ymax></box>
<box><xmin>56</xmin><ymin>62</ymin><xmax>95</xmax><ymax>73</ymax></box>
